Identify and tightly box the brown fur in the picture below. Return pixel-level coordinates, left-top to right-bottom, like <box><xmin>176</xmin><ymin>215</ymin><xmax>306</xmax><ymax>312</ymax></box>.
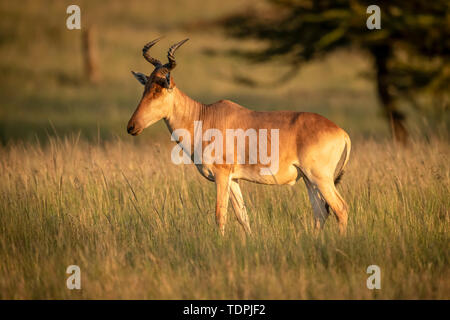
<box><xmin>128</xmin><ymin>68</ymin><xmax>351</xmax><ymax>235</ymax></box>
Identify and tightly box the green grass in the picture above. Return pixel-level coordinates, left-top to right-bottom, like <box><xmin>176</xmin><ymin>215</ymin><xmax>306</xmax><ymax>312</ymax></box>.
<box><xmin>0</xmin><ymin>136</ymin><xmax>448</xmax><ymax>299</ymax></box>
<box><xmin>0</xmin><ymin>0</ymin><xmax>448</xmax><ymax>299</ymax></box>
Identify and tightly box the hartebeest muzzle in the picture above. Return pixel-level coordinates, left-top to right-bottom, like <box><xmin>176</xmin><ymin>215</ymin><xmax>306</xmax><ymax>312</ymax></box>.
<box><xmin>127</xmin><ymin>118</ymin><xmax>143</xmax><ymax>136</ymax></box>
<box><xmin>126</xmin><ymin>123</ymin><xmax>138</xmax><ymax>136</ymax></box>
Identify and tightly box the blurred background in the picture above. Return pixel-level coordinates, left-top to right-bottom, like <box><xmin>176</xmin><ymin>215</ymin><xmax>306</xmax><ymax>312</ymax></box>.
<box><xmin>0</xmin><ymin>0</ymin><xmax>448</xmax><ymax>144</ymax></box>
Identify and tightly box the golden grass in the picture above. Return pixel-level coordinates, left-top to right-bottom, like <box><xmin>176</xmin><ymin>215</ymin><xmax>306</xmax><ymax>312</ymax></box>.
<box><xmin>0</xmin><ymin>135</ymin><xmax>448</xmax><ymax>299</ymax></box>
<box><xmin>0</xmin><ymin>0</ymin><xmax>448</xmax><ymax>299</ymax></box>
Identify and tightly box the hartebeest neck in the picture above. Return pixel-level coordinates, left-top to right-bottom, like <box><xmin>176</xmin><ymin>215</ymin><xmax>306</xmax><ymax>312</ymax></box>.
<box><xmin>164</xmin><ymin>87</ymin><xmax>207</xmax><ymax>135</ymax></box>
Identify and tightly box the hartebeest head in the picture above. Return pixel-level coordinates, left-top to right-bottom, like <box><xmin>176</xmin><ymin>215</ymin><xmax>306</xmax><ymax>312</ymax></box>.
<box><xmin>127</xmin><ymin>37</ymin><xmax>189</xmax><ymax>136</ymax></box>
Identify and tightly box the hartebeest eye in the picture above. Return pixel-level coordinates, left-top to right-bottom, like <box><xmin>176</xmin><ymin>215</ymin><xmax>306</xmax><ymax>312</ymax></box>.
<box><xmin>131</xmin><ymin>71</ymin><xmax>148</xmax><ymax>86</ymax></box>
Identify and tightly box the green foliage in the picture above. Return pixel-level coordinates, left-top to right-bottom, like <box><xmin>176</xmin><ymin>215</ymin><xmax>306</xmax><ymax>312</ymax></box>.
<box><xmin>222</xmin><ymin>0</ymin><xmax>449</xmax><ymax>118</ymax></box>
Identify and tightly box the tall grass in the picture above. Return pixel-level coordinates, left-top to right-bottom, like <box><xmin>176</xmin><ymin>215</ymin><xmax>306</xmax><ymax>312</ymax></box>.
<box><xmin>0</xmin><ymin>135</ymin><xmax>448</xmax><ymax>299</ymax></box>
<box><xmin>0</xmin><ymin>0</ymin><xmax>448</xmax><ymax>299</ymax></box>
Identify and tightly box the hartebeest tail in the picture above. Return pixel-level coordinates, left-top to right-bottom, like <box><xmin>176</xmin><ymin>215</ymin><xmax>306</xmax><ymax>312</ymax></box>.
<box><xmin>334</xmin><ymin>136</ymin><xmax>351</xmax><ymax>185</ymax></box>
<box><xmin>127</xmin><ymin>38</ymin><xmax>351</xmax><ymax>235</ymax></box>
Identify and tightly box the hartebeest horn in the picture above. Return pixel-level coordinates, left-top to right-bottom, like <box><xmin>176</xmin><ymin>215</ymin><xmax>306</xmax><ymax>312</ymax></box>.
<box><xmin>165</xmin><ymin>38</ymin><xmax>189</xmax><ymax>71</ymax></box>
<box><xmin>142</xmin><ymin>37</ymin><xmax>163</xmax><ymax>67</ymax></box>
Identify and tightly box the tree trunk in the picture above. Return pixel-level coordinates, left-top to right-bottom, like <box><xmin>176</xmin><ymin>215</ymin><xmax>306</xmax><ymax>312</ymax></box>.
<box><xmin>82</xmin><ymin>26</ymin><xmax>100</xmax><ymax>83</ymax></box>
<box><xmin>373</xmin><ymin>45</ymin><xmax>408</xmax><ymax>145</ymax></box>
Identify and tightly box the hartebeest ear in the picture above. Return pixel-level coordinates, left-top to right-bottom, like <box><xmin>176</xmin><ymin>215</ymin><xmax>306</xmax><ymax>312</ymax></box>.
<box><xmin>131</xmin><ymin>71</ymin><xmax>148</xmax><ymax>85</ymax></box>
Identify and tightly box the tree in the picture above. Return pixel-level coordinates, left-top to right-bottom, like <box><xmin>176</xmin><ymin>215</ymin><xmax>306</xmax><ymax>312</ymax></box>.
<box><xmin>221</xmin><ymin>0</ymin><xmax>450</xmax><ymax>144</ymax></box>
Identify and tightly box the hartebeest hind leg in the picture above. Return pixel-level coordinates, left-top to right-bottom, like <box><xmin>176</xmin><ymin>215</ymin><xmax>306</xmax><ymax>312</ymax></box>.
<box><xmin>305</xmin><ymin>175</ymin><xmax>348</xmax><ymax>234</ymax></box>
<box><xmin>316</xmin><ymin>180</ymin><xmax>348</xmax><ymax>234</ymax></box>
<box><xmin>229</xmin><ymin>180</ymin><xmax>252</xmax><ymax>235</ymax></box>
<box><xmin>300</xmin><ymin>135</ymin><xmax>350</xmax><ymax>234</ymax></box>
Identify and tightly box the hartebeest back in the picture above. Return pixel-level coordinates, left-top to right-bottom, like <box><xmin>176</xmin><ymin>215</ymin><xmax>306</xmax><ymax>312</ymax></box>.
<box><xmin>127</xmin><ymin>38</ymin><xmax>351</xmax><ymax>235</ymax></box>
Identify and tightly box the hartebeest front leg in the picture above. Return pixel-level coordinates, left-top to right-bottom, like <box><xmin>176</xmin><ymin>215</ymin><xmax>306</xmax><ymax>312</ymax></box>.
<box><xmin>215</xmin><ymin>174</ymin><xmax>231</xmax><ymax>235</ymax></box>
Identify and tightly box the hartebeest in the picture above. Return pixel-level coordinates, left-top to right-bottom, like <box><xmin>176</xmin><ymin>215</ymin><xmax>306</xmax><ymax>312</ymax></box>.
<box><xmin>127</xmin><ymin>38</ymin><xmax>351</xmax><ymax>235</ymax></box>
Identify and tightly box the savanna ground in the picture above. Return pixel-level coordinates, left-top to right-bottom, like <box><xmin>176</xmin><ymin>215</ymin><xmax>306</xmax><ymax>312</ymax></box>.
<box><xmin>0</xmin><ymin>0</ymin><xmax>449</xmax><ymax>299</ymax></box>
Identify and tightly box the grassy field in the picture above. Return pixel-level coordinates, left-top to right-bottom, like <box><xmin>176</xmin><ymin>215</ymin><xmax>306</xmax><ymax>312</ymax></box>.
<box><xmin>0</xmin><ymin>0</ymin><xmax>449</xmax><ymax>299</ymax></box>
<box><xmin>0</xmin><ymin>136</ymin><xmax>448</xmax><ymax>299</ymax></box>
